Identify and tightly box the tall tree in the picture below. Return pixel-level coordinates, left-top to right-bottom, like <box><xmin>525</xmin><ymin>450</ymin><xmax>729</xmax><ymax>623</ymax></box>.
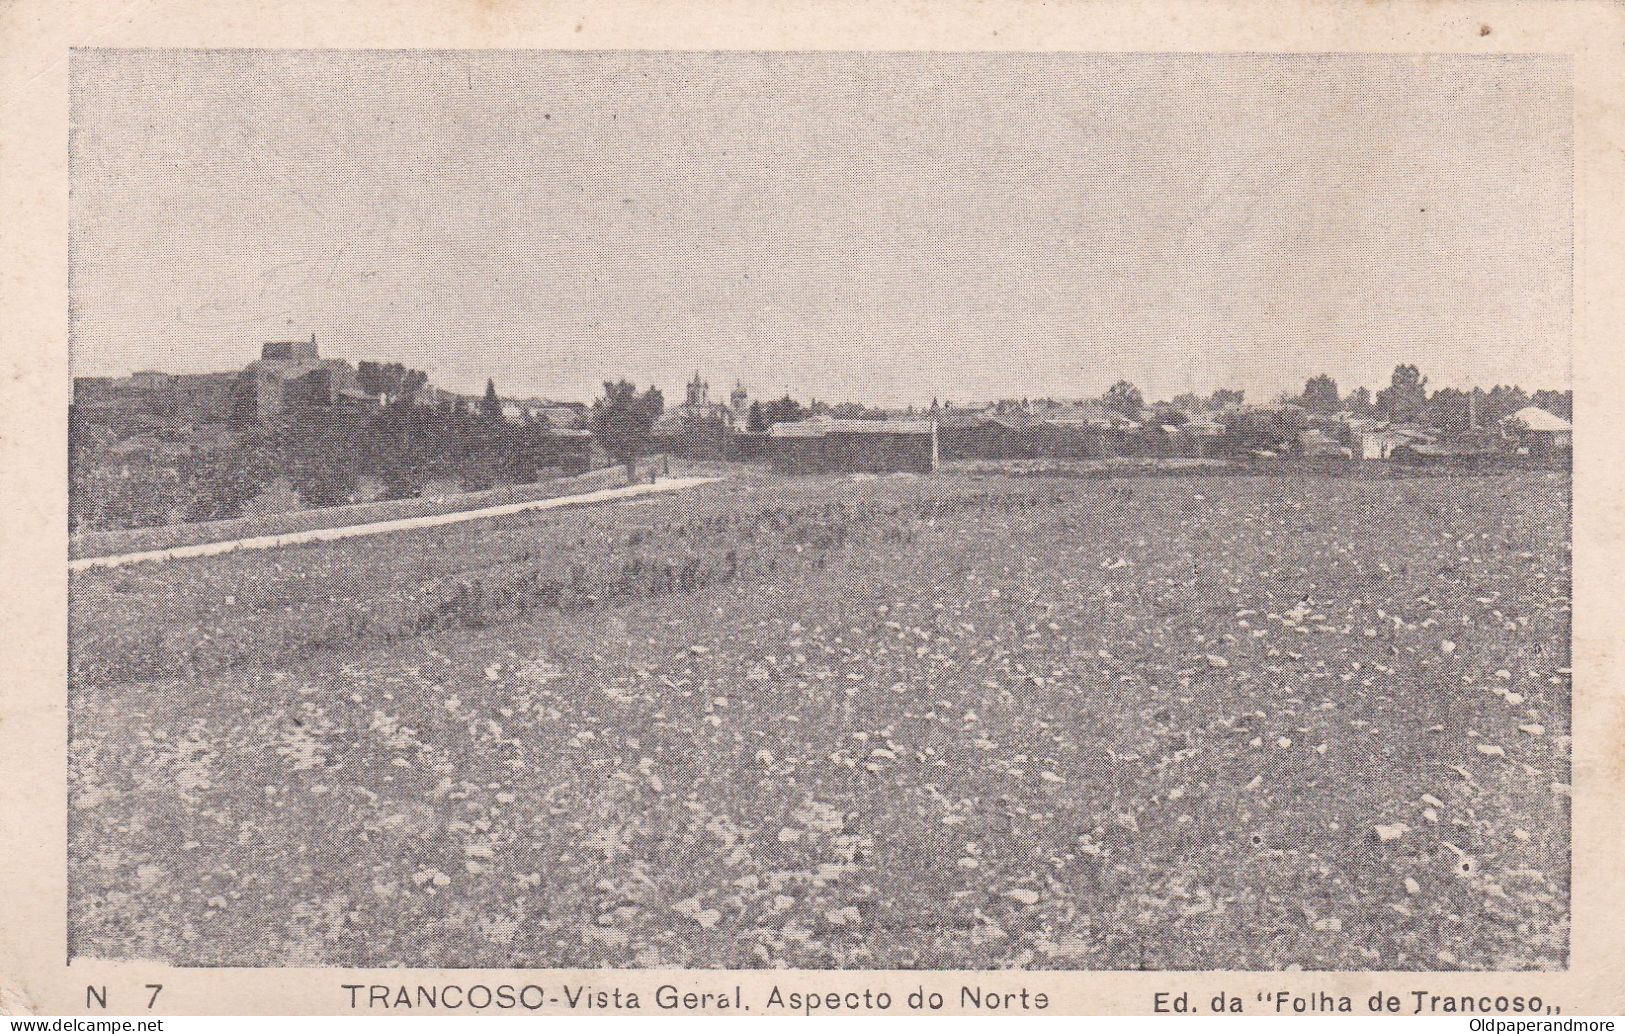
<box><xmin>1426</xmin><ymin>387</ymin><xmax>1473</xmax><ymax>432</ymax></box>
<box><xmin>746</xmin><ymin>400</ymin><xmax>768</xmax><ymax>433</ymax></box>
<box><xmin>762</xmin><ymin>395</ymin><xmax>806</xmax><ymax>426</ymax></box>
<box><xmin>1151</xmin><ymin>404</ymin><xmax>1188</xmax><ymax>427</ymax></box>
<box><xmin>1482</xmin><ymin>384</ymin><xmax>1530</xmax><ymax>425</ymax></box>
<box><xmin>1102</xmin><ymin>380</ymin><xmax>1145</xmax><ymax>419</ymax></box>
<box><xmin>1343</xmin><ymin>386</ymin><xmax>1373</xmax><ymax>416</ymax></box>
<box><xmin>590</xmin><ymin>379</ymin><xmax>663</xmax><ymax>477</ymax></box>
<box><xmin>1300</xmin><ymin>374</ymin><xmax>1340</xmax><ymax>413</ymax></box>
<box><xmin>1530</xmin><ymin>389</ymin><xmax>1573</xmax><ymax>421</ymax></box>
<box><xmin>1376</xmin><ymin>364</ymin><xmax>1428</xmax><ymax>424</ymax></box>
<box><xmin>356</xmin><ymin>361</ymin><xmax>385</xmax><ymax>397</ymax></box>
<box><xmin>400</xmin><ymin>368</ymin><xmax>428</xmax><ymax>400</ymax></box>
<box><xmin>480</xmin><ymin>379</ymin><xmax>504</xmax><ymax>421</ymax></box>
<box><xmin>356</xmin><ymin>361</ymin><xmax>428</xmax><ymax>402</ymax></box>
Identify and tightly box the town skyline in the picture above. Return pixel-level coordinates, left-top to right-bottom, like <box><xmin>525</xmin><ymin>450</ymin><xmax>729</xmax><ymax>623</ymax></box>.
<box><xmin>74</xmin><ymin>330</ymin><xmax>1574</xmax><ymax>413</ymax></box>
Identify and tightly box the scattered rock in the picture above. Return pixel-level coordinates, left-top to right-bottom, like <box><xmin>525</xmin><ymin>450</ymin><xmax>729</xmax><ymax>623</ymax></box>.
<box><xmin>1374</xmin><ymin>823</ymin><xmax>1410</xmax><ymax>843</ymax></box>
<box><xmin>824</xmin><ymin>906</ymin><xmax>861</xmax><ymax>926</ymax></box>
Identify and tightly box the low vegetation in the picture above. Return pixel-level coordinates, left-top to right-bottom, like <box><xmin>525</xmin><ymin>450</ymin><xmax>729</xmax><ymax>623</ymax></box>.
<box><xmin>69</xmin><ymin>401</ymin><xmax>592</xmax><ymax>533</ymax></box>
<box><xmin>69</xmin><ymin>467</ymin><xmax>1570</xmax><ymax>969</ymax></box>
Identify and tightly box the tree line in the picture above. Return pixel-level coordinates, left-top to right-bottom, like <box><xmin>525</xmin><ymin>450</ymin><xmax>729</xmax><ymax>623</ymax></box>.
<box><xmin>70</xmin><ymin>389</ymin><xmax>591</xmax><ymax>531</ymax></box>
<box><xmin>1119</xmin><ymin>365</ymin><xmax>1571</xmax><ymax>427</ymax></box>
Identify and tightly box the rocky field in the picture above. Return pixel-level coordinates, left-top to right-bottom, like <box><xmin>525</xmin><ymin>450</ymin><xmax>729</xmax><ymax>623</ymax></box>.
<box><xmin>68</xmin><ymin>468</ymin><xmax>1571</xmax><ymax>969</ymax></box>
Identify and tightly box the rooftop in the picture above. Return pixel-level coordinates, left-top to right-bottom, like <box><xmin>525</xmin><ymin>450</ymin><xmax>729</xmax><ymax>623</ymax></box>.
<box><xmin>1501</xmin><ymin>406</ymin><xmax>1572</xmax><ymax>433</ymax></box>
<box><xmin>769</xmin><ymin>417</ymin><xmax>936</xmax><ymax>438</ymax></box>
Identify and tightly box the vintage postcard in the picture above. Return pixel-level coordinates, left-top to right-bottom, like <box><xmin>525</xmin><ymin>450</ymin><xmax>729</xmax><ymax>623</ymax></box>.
<box><xmin>2</xmin><ymin>0</ymin><xmax>1624</xmax><ymax>1019</ymax></box>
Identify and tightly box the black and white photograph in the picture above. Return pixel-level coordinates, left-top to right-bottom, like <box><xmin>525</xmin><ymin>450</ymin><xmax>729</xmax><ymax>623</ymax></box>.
<box><xmin>62</xmin><ymin>47</ymin><xmax>1574</xmax><ymax>976</ymax></box>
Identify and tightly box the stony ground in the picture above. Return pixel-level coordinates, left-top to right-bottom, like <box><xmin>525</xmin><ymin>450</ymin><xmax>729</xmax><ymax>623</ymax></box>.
<box><xmin>68</xmin><ymin>468</ymin><xmax>1571</xmax><ymax>969</ymax></box>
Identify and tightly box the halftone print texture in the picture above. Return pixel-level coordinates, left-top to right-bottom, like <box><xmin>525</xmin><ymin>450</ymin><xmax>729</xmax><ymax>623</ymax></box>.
<box><xmin>68</xmin><ymin>50</ymin><xmax>1571</xmax><ymax>970</ymax></box>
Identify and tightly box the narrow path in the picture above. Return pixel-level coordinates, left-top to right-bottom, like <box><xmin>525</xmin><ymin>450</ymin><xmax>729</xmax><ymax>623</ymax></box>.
<box><xmin>69</xmin><ymin>476</ymin><xmax>723</xmax><ymax>572</ymax></box>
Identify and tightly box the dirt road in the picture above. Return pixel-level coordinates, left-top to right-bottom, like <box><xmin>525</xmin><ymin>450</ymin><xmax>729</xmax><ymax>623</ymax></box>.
<box><xmin>68</xmin><ymin>476</ymin><xmax>722</xmax><ymax>572</ymax></box>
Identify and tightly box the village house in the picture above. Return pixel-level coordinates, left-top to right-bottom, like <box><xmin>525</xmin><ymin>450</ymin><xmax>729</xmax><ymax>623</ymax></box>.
<box><xmin>936</xmin><ymin>410</ymin><xmax>1029</xmax><ymax>459</ymax></box>
<box><xmin>1501</xmin><ymin>405</ymin><xmax>1572</xmax><ymax>458</ymax></box>
<box><xmin>336</xmin><ymin>387</ymin><xmax>384</xmax><ymax>412</ymax></box>
<box><xmin>1177</xmin><ymin>413</ymin><xmax>1227</xmax><ymax>448</ymax></box>
<box><xmin>501</xmin><ymin>399</ymin><xmax>541</xmax><ymax>423</ymax></box>
<box><xmin>495</xmin><ymin>398</ymin><xmax>590</xmax><ymax>429</ymax></box>
<box><xmin>238</xmin><ymin>335</ymin><xmax>362</xmax><ymax>421</ymax></box>
<box><xmin>1296</xmin><ymin>428</ymin><xmax>1349</xmax><ymax>458</ymax></box>
<box><xmin>536</xmin><ymin>402</ymin><xmax>589</xmax><ymax>429</ymax></box>
<box><xmin>1358</xmin><ymin>425</ymin><xmax>1431</xmax><ymax>460</ymax></box>
<box><xmin>766</xmin><ymin>417</ymin><xmax>938</xmax><ymax>474</ymax></box>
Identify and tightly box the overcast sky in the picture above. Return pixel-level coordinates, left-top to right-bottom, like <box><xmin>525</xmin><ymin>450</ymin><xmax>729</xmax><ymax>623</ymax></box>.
<box><xmin>69</xmin><ymin>50</ymin><xmax>1571</xmax><ymax>405</ymax></box>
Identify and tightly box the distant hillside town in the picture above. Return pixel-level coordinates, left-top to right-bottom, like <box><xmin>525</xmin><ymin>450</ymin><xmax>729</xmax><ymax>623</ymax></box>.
<box><xmin>69</xmin><ymin>335</ymin><xmax>1573</xmax><ymax>533</ymax></box>
<box><xmin>72</xmin><ymin>334</ymin><xmax>594</xmax><ymax>433</ymax></box>
<box><xmin>69</xmin><ymin>336</ymin><xmax>598</xmax><ymax>532</ymax></box>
